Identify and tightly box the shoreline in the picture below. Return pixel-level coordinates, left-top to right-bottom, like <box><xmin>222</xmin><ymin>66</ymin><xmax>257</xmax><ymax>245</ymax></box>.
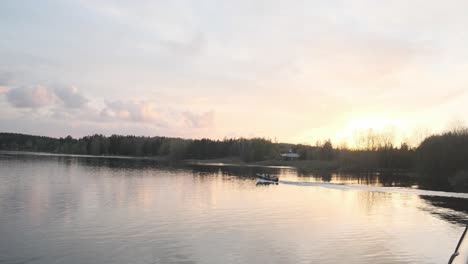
<box><xmin>0</xmin><ymin>150</ymin><xmax>414</xmax><ymax>175</ymax></box>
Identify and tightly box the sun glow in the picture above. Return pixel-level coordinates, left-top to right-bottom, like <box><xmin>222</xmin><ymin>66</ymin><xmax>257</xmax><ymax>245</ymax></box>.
<box><xmin>336</xmin><ymin>116</ymin><xmax>410</xmax><ymax>148</ymax></box>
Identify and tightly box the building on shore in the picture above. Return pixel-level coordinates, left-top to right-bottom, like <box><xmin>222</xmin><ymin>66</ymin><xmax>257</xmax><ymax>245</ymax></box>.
<box><xmin>280</xmin><ymin>150</ymin><xmax>300</xmax><ymax>161</ymax></box>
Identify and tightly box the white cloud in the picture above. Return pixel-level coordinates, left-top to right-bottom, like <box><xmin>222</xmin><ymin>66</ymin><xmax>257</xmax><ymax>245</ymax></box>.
<box><xmin>5</xmin><ymin>85</ymin><xmax>55</xmax><ymax>108</ymax></box>
<box><xmin>53</xmin><ymin>86</ymin><xmax>88</xmax><ymax>109</ymax></box>
<box><xmin>4</xmin><ymin>85</ymin><xmax>88</xmax><ymax>109</ymax></box>
<box><xmin>182</xmin><ymin>110</ymin><xmax>214</xmax><ymax>128</ymax></box>
<box><xmin>101</xmin><ymin>100</ymin><xmax>161</xmax><ymax>123</ymax></box>
<box><xmin>99</xmin><ymin>99</ymin><xmax>215</xmax><ymax>129</ymax></box>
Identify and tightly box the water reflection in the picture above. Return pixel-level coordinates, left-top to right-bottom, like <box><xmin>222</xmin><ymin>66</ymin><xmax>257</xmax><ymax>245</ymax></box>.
<box><xmin>420</xmin><ymin>196</ymin><xmax>468</xmax><ymax>225</ymax></box>
<box><xmin>0</xmin><ymin>153</ymin><xmax>467</xmax><ymax>264</ymax></box>
<box><xmin>296</xmin><ymin>171</ymin><xmax>418</xmax><ymax>187</ymax></box>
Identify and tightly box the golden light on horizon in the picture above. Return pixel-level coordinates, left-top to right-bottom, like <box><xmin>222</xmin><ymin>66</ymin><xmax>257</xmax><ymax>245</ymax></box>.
<box><xmin>335</xmin><ymin>116</ymin><xmax>410</xmax><ymax>148</ymax></box>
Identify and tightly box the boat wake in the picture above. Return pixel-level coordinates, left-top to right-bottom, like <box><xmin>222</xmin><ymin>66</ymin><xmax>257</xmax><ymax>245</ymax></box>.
<box><xmin>278</xmin><ymin>180</ymin><xmax>468</xmax><ymax>199</ymax></box>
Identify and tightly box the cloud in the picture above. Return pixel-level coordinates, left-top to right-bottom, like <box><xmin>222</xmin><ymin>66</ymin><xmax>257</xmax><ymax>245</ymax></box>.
<box><xmin>53</xmin><ymin>86</ymin><xmax>88</xmax><ymax>108</ymax></box>
<box><xmin>2</xmin><ymin>1</ymin><xmax>468</xmax><ymax>142</ymax></box>
<box><xmin>99</xmin><ymin>99</ymin><xmax>214</xmax><ymax>129</ymax></box>
<box><xmin>4</xmin><ymin>85</ymin><xmax>88</xmax><ymax>109</ymax></box>
<box><xmin>0</xmin><ymin>72</ymin><xmax>12</xmax><ymax>86</ymax></box>
<box><xmin>0</xmin><ymin>86</ymin><xmax>9</xmax><ymax>94</ymax></box>
<box><xmin>101</xmin><ymin>100</ymin><xmax>161</xmax><ymax>123</ymax></box>
<box><xmin>158</xmin><ymin>32</ymin><xmax>205</xmax><ymax>57</ymax></box>
<box><xmin>182</xmin><ymin>110</ymin><xmax>214</xmax><ymax>128</ymax></box>
<box><xmin>5</xmin><ymin>85</ymin><xmax>56</xmax><ymax>108</ymax></box>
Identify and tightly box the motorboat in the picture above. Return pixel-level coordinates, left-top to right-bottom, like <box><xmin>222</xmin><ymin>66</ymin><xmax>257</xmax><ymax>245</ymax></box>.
<box><xmin>256</xmin><ymin>173</ymin><xmax>279</xmax><ymax>182</ymax></box>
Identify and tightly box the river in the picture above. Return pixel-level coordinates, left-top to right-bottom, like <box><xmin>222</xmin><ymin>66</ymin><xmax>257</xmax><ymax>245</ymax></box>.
<box><xmin>0</xmin><ymin>152</ymin><xmax>467</xmax><ymax>263</ymax></box>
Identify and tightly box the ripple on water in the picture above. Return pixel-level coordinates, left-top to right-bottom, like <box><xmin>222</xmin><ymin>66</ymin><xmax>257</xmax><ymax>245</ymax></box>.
<box><xmin>0</xmin><ymin>154</ymin><xmax>466</xmax><ymax>264</ymax></box>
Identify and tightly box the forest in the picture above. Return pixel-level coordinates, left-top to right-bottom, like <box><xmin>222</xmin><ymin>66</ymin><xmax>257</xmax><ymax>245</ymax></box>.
<box><xmin>0</xmin><ymin>129</ymin><xmax>467</xmax><ymax>185</ymax></box>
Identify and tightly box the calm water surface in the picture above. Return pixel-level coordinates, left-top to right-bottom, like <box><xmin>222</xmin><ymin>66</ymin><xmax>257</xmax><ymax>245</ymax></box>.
<box><xmin>1</xmin><ymin>152</ymin><xmax>467</xmax><ymax>264</ymax></box>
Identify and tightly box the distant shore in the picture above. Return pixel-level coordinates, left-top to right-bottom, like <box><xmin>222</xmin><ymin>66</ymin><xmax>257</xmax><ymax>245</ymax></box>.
<box><xmin>1</xmin><ymin>150</ymin><xmax>413</xmax><ymax>175</ymax></box>
<box><xmin>184</xmin><ymin>157</ymin><xmax>415</xmax><ymax>175</ymax></box>
<box><xmin>2</xmin><ymin>130</ymin><xmax>467</xmax><ymax>189</ymax></box>
<box><xmin>185</xmin><ymin>157</ymin><xmax>338</xmax><ymax>170</ymax></box>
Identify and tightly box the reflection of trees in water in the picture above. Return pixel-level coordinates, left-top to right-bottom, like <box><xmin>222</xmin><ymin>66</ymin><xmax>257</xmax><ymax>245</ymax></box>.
<box><xmin>377</xmin><ymin>173</ymin><xmax>418</xmax><ymax>187</ymax></box>
<box><xmin>61</xmin><ymin>156</ymin><xmax>169</xmax><ymax>170</ymax></box>
<box><xmin>420</xmin><ymin>195</ymin><xmax>468</xmax><ymax>225</ymax></box>
<box><xmin>318</xmin><ymin>172</ymin><xmax>332</xmax><ymax>182</ymax></box>
<box><xmin>187</xmin><ymin>165</ymin><xmax>292</xmax><ymax>188</ymax></box>
<box><xmin>356</xmin><ymin>191</ymin><xmax>391</xmax><ymax>216</ymax></box>
<box><xmin>296</xmin><ymin>171</ymin><xmax>416</xmax><ymax>187</ymax></box>
<box><xmin>187</xmin><ymin>165</ymin><xmax>292</xmax><ymax>180</ymax></box>
<box><xmin>16</xmin><ymin>155</ymin><xmax>291</xmax><ymax>183</ymax></box>
<box><xmin>296</xmin><ymin>171</ymin><xmax>332</xmax><ymax>182</ymax></box>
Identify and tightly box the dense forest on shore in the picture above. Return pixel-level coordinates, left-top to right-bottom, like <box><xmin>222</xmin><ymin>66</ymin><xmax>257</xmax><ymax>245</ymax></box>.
<box><xmin>1</xmin><ymin>130</ymin><xmax>467</xmax><ymax>187</ymax></box>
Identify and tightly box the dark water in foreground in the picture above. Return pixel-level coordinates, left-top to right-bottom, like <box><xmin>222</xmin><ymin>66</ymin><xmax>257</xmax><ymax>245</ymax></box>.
<box><xmin>0</xmin><ymin>152</ymin><xmax>467</xmax><ymax>264</ymax></box>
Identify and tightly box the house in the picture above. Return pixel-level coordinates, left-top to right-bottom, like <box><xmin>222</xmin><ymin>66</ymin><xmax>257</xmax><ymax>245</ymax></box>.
<box><xmin>280</xmin><ymin>149</ymin><xmax>300</xmax><ymax>160</ymax></box>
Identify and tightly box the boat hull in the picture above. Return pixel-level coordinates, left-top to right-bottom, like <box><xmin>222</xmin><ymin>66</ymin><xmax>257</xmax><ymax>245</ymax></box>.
<box><xmin>256</xmin><ymin>173</ymin><xmax>279</xmax><ymax>182</ymax></box>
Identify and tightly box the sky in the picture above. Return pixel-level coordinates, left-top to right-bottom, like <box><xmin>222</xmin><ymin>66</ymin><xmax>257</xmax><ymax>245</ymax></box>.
<box><xmin>1</xmin><ymin>0</ymin><xmax>467</xmax><ymax>146</ymax></box>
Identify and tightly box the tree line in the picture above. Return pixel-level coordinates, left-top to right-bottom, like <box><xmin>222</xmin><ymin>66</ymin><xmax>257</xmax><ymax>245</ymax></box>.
<box><xmin>1</xmin><ymin>129</ymin><xmax>467</xmax><ymax>185</ymax></box>
<box><xmin>0</xmin><ymin>133</ymin><xmax>279</xmax><ymax>162</ymax></box>
<box><xmin>416</xmin><ymin>128</ymin><xmax>468</xmax><ymax>187</ymax></box>
<box><xmin>0</xmin><ymin>133</ymin><xmax>344</xmax><ymax>163</ymax></box>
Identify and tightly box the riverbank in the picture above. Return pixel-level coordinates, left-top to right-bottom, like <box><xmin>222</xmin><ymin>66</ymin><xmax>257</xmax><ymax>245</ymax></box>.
<box><xmin>0</xmin><ymin>150</ymin><xmax>413</xmax><ymax>174</ymax></box>
<box><xmin>182</xmin><ymin>157</ymin><xmax>415</xmax><ymax>176</ymax></box>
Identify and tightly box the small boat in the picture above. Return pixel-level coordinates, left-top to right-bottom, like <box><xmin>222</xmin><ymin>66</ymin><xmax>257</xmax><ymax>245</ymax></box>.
<box><xmin>256</xmin><ymin>173</ymin><xmax>279</xmax><ymax>182</ymax></box>
<box><xmin>449</xmin><ymin>225</ymin><xmax>468</xmax><ymax>264</ymax></box>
